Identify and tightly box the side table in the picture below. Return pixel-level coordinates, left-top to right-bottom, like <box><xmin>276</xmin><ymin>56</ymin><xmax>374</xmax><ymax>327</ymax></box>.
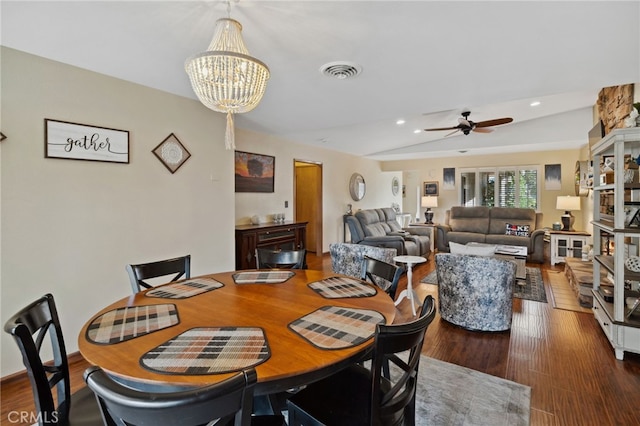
<box><xmin>393</xmin><ymin>255</ymin><xmax>427</xmax><ymax>316</ymax></box>
<box><xmin>549</xmin><ymin>230</ymin><xmax>590</xmax><ymax>266</ymax></box>
<box><xmin>408</xmin><ymin>223</ymin><xmax>437</xmax><ymax>252</ymax></box>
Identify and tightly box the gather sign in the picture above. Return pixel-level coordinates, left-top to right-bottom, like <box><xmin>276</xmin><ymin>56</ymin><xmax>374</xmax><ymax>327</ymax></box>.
<box><xmin>45</xmin><ymin>119</ymin><xmax>129</xmax><ymax>164</ymax></box>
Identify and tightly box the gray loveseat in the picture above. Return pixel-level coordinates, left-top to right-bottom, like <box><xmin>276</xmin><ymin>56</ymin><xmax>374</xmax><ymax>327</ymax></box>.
<box><xmin>435</xmin><ymin>206</ymin><xmax>545</xmax><ymax>263</ymax></box>
<box><xmin>345</xmin><ymin>208</ymin><xmax>431</xmax><ymax>256</ymax></box>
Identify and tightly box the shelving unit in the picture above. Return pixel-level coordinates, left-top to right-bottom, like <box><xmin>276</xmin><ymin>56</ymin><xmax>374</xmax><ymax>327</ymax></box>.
<box><xmin>591</xmin><ymin>127</ymin><xmax>640</xmax><ymax>360</ymax></box>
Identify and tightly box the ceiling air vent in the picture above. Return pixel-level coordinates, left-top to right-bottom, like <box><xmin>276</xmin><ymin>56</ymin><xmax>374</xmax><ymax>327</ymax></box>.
<box><xmin>320</xmin><ymin>62</ymin><xmax>362</xmax><ymax>80</ymax></box>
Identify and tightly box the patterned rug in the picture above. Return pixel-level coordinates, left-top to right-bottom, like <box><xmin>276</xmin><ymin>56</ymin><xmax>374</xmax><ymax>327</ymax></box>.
<box><xmin>415</xmin><ymin>357</ymin><xmax>530</xmax><ymax>425</ymax></box>
<box><xmin>420</xmin><ymin>267</ymin><xmax>547</xmax><ymax>303</ymax></box>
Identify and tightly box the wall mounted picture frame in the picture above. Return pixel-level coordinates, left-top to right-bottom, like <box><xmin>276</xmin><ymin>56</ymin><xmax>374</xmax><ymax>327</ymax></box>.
<box><xmin>423</xmin><ymin>181</ymin><xmax>439</xmax><ymax>196</ymax></box>
<box><xmin>443</xmin><ymin>168</ymin><xmax>455</xmax><ymax>190</ymax></box>
<box><xmin>45</xmin><ymin>118</ymin><xmax>129</xmax><ymax>163</ymax></box>
<box><xmin>235</xmin><ymin>151</ymin><xmax>275</xmax><ymax>193</ymax></box>
<box><xmin>152</xmin><ymin>133</ymin><xmax>191</xmax><ymax>174</ymax></box>
<box><xmin>544</xmin><ymin>164</ymin><xmax>561</xmax><ymax>190</ymax></box>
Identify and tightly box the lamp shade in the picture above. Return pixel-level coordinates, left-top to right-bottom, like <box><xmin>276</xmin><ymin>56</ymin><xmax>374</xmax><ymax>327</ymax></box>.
<box><xmin>421</xmin><ymin>196</ymin><xmax>438</xmax><ymax>208</ymax></box>
<box><xmin>556</xmin><ymin>195</ymin><xmax>580</xmax><ymax>211</ymax></box>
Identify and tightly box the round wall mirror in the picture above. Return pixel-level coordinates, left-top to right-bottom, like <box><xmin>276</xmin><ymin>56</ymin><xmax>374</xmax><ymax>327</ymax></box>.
<box><xmin>391</xmin><ymin>177</ymin><xmax>400</xmax><ymax>195</ymax></box>
<box><xmin>575</xmin><ymin>160</ymin><xmax>589</xmax><ymax>197</ymax></box>
<box><xmin>349</xmin><ymin>173</ymin><xmax>366</xmax><ymax>201</ymax></box>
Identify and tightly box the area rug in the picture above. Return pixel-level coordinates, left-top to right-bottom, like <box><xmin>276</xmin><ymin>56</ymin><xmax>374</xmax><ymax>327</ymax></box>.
<box><xmin>415</xmin><ymin>356</ymin><xmax>530</xmax><ymax>425</ymax></box>
<box><xmin>420</xmin><ymin>267</ymin><xmax>547</xmax><ymax>303</ymax></box>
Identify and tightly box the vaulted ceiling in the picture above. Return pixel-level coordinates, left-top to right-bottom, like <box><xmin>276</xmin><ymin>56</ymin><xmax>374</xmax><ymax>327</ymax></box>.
<box><xmin>2</xmin><ymin>1</ymin><xmax>639</xmax><ymax>160</ymax></box>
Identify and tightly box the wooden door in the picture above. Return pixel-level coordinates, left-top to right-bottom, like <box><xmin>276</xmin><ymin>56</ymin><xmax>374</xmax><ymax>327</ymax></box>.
<box><xmin>294</xmin><ymin>161</ymin><xmax>322</xmax><ymax>254</ymax></box>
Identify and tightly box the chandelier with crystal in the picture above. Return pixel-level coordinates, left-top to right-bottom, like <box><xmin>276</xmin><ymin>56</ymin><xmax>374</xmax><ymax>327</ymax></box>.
<box><xmin>185</xmin><ymin>6</ymin><xmax>270</xmax><ymax>149</ymax></box>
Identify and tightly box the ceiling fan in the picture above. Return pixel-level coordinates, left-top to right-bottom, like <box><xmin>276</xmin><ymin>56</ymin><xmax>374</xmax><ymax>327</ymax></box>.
<box><xmin>424</xmin><ymin>110</ymin><xmax>513</xmax><ymax>137</ymax></box>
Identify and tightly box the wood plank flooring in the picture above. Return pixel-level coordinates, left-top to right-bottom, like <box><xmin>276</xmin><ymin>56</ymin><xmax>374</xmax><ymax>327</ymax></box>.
<box><xmin>2</xmin><ymin>252</ymin><xmax>640</xmax><ymax>425</ymax></box>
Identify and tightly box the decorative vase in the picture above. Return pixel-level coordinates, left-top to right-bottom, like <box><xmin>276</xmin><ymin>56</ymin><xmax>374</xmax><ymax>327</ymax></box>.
<box><xmin>625</xmin><ymin>256</ymin><xmax>640</xmax><ymax>272</ymax></box>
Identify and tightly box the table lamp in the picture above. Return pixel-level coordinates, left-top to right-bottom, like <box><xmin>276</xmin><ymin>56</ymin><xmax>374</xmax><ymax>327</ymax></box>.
<box><xmin>556</xmin><ymin>195</ymin><xmax>580</xmax><ymax>231</ymax></box>
<box><xmin>421</xmin><ymin>196</ymin><xmax>438</xmax><ymax>224</ymax></box>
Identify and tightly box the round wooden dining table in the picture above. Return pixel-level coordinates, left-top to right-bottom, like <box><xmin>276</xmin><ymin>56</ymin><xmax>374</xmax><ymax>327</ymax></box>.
<box><xmin>78</xmin><ymin>269</ymin><xmax>396</xmax><ymax>396</ymax></box>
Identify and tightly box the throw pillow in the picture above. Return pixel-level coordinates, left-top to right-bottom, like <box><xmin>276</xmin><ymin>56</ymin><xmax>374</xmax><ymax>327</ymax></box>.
<box><xmin>505</xmin><ymin>223</ymin><xmax>530</xmax><ymax>237</ymax></box>
<box><xmin>449</xmin><ymin>242</ymin><xmax>496</xmax><ymax>256</ymax></box>
<box><xmin>449</xmin><ymin>242</ymin><xmax>466</xmax><ymax>255</ymax></box>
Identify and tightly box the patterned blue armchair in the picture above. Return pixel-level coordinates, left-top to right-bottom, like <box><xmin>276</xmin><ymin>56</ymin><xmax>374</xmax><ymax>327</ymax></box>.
<box><xmin>435</xmin><ymin>253</ymin><xmax>516</xmax><ymax>331</ymax></box>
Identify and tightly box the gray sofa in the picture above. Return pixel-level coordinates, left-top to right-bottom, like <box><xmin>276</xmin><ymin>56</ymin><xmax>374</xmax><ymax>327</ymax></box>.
<box><xmin>345</xmin><ymin>208</ymin><xmax>431</xmax><ymax>256</ymax></box>
<box><xmin>435</xmin><ymin>206</ymin><xmax>545</xmax><ymax>263</ymax></box>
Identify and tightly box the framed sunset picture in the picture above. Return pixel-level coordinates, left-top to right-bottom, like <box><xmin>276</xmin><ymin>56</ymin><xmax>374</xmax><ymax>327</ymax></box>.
<box><xmin>234</xmin><ymin>151</ymin><xmax>275</xmax><ymax>193</ymax></box>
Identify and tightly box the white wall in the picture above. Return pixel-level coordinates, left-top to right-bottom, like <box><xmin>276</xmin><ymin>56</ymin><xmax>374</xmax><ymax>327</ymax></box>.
<box><xmin>235</xmin><ymin>129</ymin><xmax>396</xmax><ymax>247</ymax></box>
<box><xmin>0</xmin><ymin>47</ymin><xmax>236</xmax><ymax>376</ymax></box>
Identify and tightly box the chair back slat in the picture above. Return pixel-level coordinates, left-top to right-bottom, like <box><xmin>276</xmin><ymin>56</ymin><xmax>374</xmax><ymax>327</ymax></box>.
<box><xmin>371</xmin><ymin>296</ymin><xmax>436</xmax><ymax>424</ymax></box>
<box><xmin>255</xmin><ymin>248</ymin><xmax>307</xmax><ymax>269</ymax></box>
<box><xmin>3</xmin><ymin>293</ymin><xmax>71</xmax><ymax>424</ymax></box>
<box><xmin>84</xmin><ymin>366</ymin><xmax>257</xmax><ymax>426</ymax></box>
<box><xmin>361</xmin><ymin>255</ymin><xmax>404</xmax><ymax>300</ymax></box>
<box><xmin>287</xmin><ymin>295</ymin><xmax>436</xmax><ymax>426</ymax></box>
<box><xmin>126</xmin><ymin>255</ymin><xmax>191</xmax><ymax>294</ymax></box>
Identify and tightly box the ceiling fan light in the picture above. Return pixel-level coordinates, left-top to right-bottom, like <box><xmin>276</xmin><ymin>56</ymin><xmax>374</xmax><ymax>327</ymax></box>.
<box><xmin>185</xmin><ymin>18</ymin><xmax>270</xmax><ymax>149</ymax></box>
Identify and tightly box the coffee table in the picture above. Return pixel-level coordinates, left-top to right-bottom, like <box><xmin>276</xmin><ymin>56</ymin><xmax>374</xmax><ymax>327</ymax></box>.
<box><xmin>494</xmin><ymin>245</ymin><xmax>527</xmax><ymax>281</ymax></box>
<box><xmin>466</xmin><ymin>243</ymin><xmax>527</xmax><ymax>280</ymax></box>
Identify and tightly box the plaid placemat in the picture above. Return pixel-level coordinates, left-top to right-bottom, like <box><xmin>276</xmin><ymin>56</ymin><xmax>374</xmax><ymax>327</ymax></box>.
<box><xmin>288</xmin><ymin>306</ymin><xmax>385</xmax><ymax>350</ymax></box>
<box><xmin>86</xmin><ymin>304</ymin><xmax>179</xmax><ymax>344</ymax></box>
<box><xmin>145</xmin><ymin>278</ymin><xmax>223</xmax><ymax>299</ymax></box>
<box><xmin>232</xmin><ymin>271</ymin><xmax>295</xmax><ymax>284</ymax></box>
<box><xmin>308</xmin><ymin>276</ymin><xmax>377</xmax><ymax>298</ymax></box>
<box><xmin>140</xmin><ymin>327</ymin><xmax>270</xmax><ymax>375</ymax></box>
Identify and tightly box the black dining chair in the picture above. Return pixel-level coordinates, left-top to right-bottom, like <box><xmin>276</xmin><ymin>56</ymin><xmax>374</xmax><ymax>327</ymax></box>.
<box><xmin>361</xmin><ymin>255</ymin><xmax>404</xmax><ymax>300</ymax></box>
<box><xmin>125</xmin><ymin>254</ymin><xmax>191</xmax><ymax>294</ymax></box>
<box><xmin>3</xmin><ymin>293</ymin><xmax>103</xmax><ymax>426</ymax></box>
<box><xmin>255</xmin><ymin>248</ymin><xmax>307</xmax><ymax>269</ymax></box>
<box><xmin>287</xmin><ymin>295</ymin><xmax>437</xmax><ymax>426</ymax></box>
<box><xmin>84</xmin><ymin>366</ymin><xmax>285</xmax><ymax>426</ymax></box>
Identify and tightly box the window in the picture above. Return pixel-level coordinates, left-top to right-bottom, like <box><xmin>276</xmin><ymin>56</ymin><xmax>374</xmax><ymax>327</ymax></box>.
<box><xmin>460</xmin><ymin>166</ymin><xmax>539</xmax><ymax>209</ymax></box>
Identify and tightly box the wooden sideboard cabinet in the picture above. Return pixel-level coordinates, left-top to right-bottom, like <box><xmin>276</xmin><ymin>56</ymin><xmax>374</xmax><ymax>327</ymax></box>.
<box><xmin>235</xmin><ymin>221</ymin><xmax>308</xmax><ymax>270</ymax></box>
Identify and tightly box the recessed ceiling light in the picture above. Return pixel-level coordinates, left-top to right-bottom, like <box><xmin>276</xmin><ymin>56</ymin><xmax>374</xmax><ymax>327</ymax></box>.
<box><xmin>530</xmin><ymin>101</ymin><xmax>541</xmax><ymax>107</ymax></box>
<box><xmin>413</xmin><ymin>129</ymin><xmax>421</xmax><ymax>134</ymax></box>
<box><xmin>396</xmin><ymin>119</ymin><xmax>406</xmax><ymax>125</ymax></box>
